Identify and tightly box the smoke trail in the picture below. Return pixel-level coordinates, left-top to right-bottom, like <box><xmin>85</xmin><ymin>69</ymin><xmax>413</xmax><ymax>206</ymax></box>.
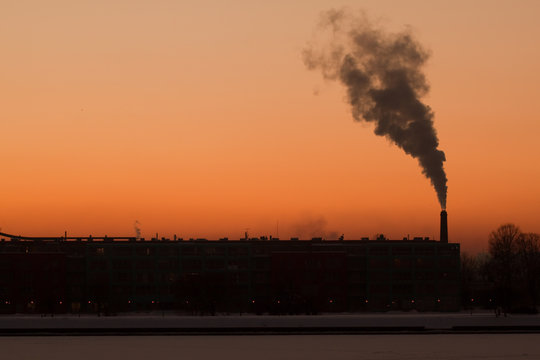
<box><xmin>303</xmin><ymin>9</ymin><xmax>447</xmax><ymax>209</ymax></box>
<box><xmin>134</xmin><ymin>220</ymin><xmax>141</xmax><ymax>240</ymax></box>
<box><xmin>291</xmin><ymin>214</ymin><xmax>339</xmax><ymax>239</ymax></box>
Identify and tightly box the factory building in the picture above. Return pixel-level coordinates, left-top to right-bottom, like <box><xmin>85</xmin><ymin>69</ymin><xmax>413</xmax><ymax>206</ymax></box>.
<box><xmin>0</xmin><ymin>227</ymin><xmax>460</xmax><ymax>314</ymax></box>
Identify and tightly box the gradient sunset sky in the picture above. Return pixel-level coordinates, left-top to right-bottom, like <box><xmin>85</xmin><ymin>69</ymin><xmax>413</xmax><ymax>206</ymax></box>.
<box><xmin>1</xmin><ymin>0</ymin><xmax>539</xmax><ymax>253</ymax></box>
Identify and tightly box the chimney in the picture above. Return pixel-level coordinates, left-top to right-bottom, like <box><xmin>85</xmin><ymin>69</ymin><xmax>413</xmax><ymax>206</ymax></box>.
<box><xmin>440</xmin><ymin>210</ymin><xmax>448</xmax><ymax>243</ymax></box>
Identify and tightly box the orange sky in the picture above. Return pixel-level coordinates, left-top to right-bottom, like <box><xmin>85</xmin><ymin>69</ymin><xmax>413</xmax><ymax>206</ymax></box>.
<box><xmin>1</xmin><ymin>0</ymin><xmax>539</xmax><ymax>253</ymax></box>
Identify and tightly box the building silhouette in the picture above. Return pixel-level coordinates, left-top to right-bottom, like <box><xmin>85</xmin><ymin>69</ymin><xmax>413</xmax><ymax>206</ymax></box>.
<box><xmin>0</xmin><ymin>226</ymin><xmax>460</xmax><ymax>314</ymax></box>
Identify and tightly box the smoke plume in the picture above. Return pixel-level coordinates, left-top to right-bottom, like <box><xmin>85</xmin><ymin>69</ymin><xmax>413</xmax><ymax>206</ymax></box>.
<box><xmin>291</xmin><ymin>215</ymin><xmax>339</xmax><ymax>239</ymax></box>
<box><xmin>303</xmin><ymin>9</ymin><xmax>447</xmax><ymax>209</ymax></box>
<box><xmin>134</xmin><ymin>220</ymin><xmax>141</xmax><ymax>240</ymax></box>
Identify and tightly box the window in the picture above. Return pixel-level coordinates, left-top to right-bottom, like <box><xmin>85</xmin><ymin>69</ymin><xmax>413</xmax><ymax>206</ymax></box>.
<box><xmin>393</xmin><ymin>258</ymin><xmax>412</xmax><ymax>269</ymax></box>
<box><xmin>205</xmin><ymin>259</ymin><xmax>225</xmax><ymax>269</ymax></box>
<box><xmin>392</xmin><ymin>246</ymin><xmax>412</xmax><ymax>255</ymax></box>
<box><xmin>182</xmin><ymin>259</ymin><xmax>202</xmax><ymax>271</ymax></box>
<box><xmin>182</xmin><ymin>246</ymin><xmax>197</xmax><ymax>255</ymax></box>
<box><xmin>369</xmin><ymin>258</ymin><xmax>391</xmax><ymax>268</ymax></box>
<box><xmin>369</xmin><ymin>247</ymin><xmax>389</xmax><ymax>256</ymax></box>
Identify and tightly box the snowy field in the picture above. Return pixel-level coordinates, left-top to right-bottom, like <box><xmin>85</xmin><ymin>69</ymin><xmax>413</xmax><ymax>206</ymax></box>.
<box><xmin>1</xmin><ymin>334</ymin><xmax>539</xmax><ymax>360</ymax></box>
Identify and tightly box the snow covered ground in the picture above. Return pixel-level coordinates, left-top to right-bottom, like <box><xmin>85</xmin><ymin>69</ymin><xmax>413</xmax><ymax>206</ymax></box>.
<box><xmin>1</xmin><ymin>334</ymin><xmax>540</xmax><ymax>360</ymax></box>
<box><xmin>1</xmin><ymin>313</ymin><xmax>539</xmax><ymax>359</ymax></box>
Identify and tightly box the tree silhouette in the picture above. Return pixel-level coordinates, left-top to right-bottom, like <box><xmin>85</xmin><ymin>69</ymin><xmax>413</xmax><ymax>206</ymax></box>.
<box><xmin>516</xmin><ymin>233</ymin><xmax>540</xmax><ymax>310</ymax></box>
<box><xmin>488</xmin><ymin>224</ymin><xmax>521</xmax><ymax>311</ymax></box>
<box><xmin>488</xmin><ymin>224</ymin><xmax>540</xmax><ymax>313</ymax></box>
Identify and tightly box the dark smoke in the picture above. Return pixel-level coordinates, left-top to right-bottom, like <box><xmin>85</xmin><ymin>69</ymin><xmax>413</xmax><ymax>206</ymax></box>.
<box><xmin>303</xmin><ymin>9</ymin><xmax>447</xmax><ymax>209</ymax></box>
<box><xmin>291</xmin><ymin>215</ymin><xmax>339</xmax><ymax>239</ymax></box>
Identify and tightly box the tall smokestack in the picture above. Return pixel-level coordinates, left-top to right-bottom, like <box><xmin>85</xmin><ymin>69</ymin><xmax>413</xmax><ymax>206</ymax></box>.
<box><xmin>440</xmin><ymin>210</ymin><xmax>448</xmax><ymax>243</ymax></box>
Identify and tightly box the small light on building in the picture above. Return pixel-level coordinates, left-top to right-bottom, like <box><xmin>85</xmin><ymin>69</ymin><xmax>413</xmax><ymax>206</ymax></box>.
<box><xmin>411</xmin><ymin>300</ymin><xmax>415</xmax><ymax>304</ymax></box>
<box><xmin>471</xmin><ymin>298</ymin><xmax>474</xmax><ymax>302</ymax></box>
<box><xmin>365</xmin><ymin>300</ymin><xmax>368</xmax><ymax>303</ymax></box>
<box><xmin>437</xmin><ymin>299</ymin><xmax>441</xmax><ymax>303</ymax></box>
<box><xmin>329</xmin><ymin>299</ymin><xmax>333</xmax><ymax>304</ymax></box>
<box><xmin>252</xmin><ymin>300</ymin><xmax>255</xmax><ymax>304</ymax></box>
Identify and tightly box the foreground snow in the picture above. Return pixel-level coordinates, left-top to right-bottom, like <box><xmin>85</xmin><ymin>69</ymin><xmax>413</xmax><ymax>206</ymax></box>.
<box><xmin>1</xmin><ymin>334</ymin><xmax>539</xmax><ymax>360</ymax></box>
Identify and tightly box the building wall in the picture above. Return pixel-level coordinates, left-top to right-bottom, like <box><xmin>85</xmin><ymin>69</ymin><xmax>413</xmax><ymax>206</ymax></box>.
<box><xmin>0</xmin><ymin>253</ymin><xmax>67</xmax><ymax>313</ymax></box>
<box><xmin>0</xmin><ymin>238</ymin><xmax>460</xmax><ymax>313</ymax></box>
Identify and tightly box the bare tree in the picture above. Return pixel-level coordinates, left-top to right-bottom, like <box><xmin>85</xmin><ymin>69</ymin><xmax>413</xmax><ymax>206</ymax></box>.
<box><xmin>487</xmin><ymin>224</ymin><xmax>540</xmax><ymax>313</ymax></box>
<box><xmin>488</xmin><ymin>224</ymin><xmax>521</xmax><ymax>311</ymax></box>
<box><xmin>516</xmin><ymin>233</ymin><xmax>540</xmax><ymax>310</ymax></box>
<box><xmin>489</xmin><ymin>224</ymin><xmax>520</xmax><ymax>260</ymax></box>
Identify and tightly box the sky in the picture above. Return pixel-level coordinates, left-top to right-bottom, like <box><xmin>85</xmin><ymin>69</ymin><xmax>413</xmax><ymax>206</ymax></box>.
<box><xmin>1</xmin><ymin>0</ymin><xmax>539</xmax><ymax>253</ymax></box>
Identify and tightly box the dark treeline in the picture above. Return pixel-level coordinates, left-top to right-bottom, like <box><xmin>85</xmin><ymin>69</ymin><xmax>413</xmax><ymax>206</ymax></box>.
<box><xmin>461</xmin><ymin>224</ymin><xmax>540</xmax><ymax>313</ymax></box>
